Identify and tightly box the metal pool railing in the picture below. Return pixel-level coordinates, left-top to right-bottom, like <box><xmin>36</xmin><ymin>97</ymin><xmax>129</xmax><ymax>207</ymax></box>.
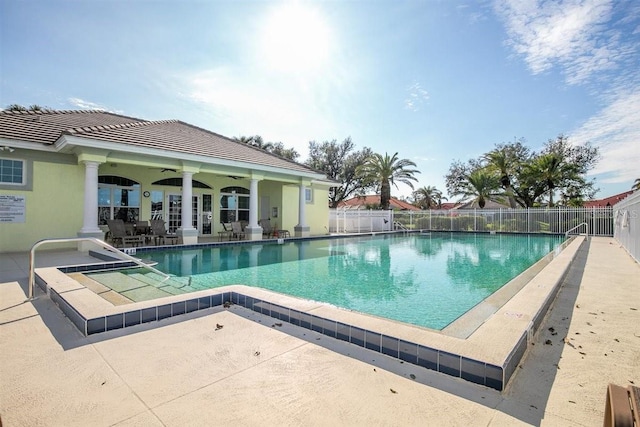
<box><xmin>27</xmin><ymin>237</ymin><xmax>170</xmax><ymax>300</ymax></box>
<box><xmin>565</xmin><ymin>222</ymin><xmax>589</xmax><ymax>239</ymax></box>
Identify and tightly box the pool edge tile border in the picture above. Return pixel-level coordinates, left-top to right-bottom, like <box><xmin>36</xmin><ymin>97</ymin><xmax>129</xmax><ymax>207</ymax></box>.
<box><xmin>36</xmin><ymin>235</ymin><xmax>585</xmax><ymax>393</ymax></box>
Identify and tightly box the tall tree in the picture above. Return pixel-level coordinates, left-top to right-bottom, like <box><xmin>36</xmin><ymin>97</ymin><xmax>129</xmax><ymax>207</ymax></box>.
<box><xmin>445</xmin><ymin>158</ymin><xmax>484</xmax><ymax>198</ymax></box>
<box><xmin>528</xmin><ymin>153</ymin><xmax>565</xmax><ymax>207</ymax></box>
<box><xmin>633</xmin><ymin>178</ymin><xmax>640</xmax><ymax>192</ymax></box>
<box><xmin>234</xmin><ymin>135</ymin><xmax>299</xmax><ymax>161</ymax></box>
<box><xmin>413</xmin><ymin>185</ymin><xmax>447</xmax><ymax>209</ymax></box>
<box><xmin>305</xmin><ymin>138</ymin><xmax>374</xmax><ymax>207</ymax></box>
<box><xmin>4</xmin><ymin>104</ymin><xmax>46</xmax><ymax>111</ymax></box>
<box><xmin>455</xmin><ymin>169</ymin><xmax>502</xmax><ymax>208</ymax></box>
<box><xmin>483</xmin><ymin>140</ymin><xmax>530</xmax><ymax>208</ymax></box>
<box><xmin>446</xmin><ymin>135</ymin><xmax>599</xmax><ymax>207</ymax></box>
<box><xmin>356</xmin><ymin>152</ymin><xmax>420</xmax><ymax>210</ymax></box>
<box><xmin>267</xmin><ymin>141</ymin><xmax>300</xmax><ymax>161</ymax></box>
<box><xmin>538</xmin><ymin>135</ymin><xmax>599</xmax><ymax>205</ymax></box>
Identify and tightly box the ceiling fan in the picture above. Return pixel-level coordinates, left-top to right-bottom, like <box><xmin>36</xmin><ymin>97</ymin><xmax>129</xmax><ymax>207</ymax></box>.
<box><xmin>148</xmin><ymin>167</ymin><xmax>178</xmax><ymax>173</ymax></box>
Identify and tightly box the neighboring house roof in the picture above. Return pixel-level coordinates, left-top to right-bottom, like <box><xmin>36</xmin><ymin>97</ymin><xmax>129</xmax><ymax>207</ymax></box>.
<box><xmin>0</xmin><ymin>109</ymin><xmax>325</xmax><ymax>177</ymax></box>
<box><xmin>583</xmin><ymin>190</ymin><xmax>634</xmax><ymax>207</ymax></box>
<box><xmin>452</xmin><ymin>199</ymin><xmax>511</xmax><ymax>209</ymax></box>
<box><xmin>439</xmin><ymin>202</ymin><xmax>463</xmax><ymax>210</ymax></box>
<box><xmin>338</xmin><ymin>195</ymin><xmax>421</xmax><ymax>211</ymax></box>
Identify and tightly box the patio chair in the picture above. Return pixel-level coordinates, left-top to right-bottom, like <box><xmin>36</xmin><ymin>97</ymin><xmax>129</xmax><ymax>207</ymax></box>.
<box><xmin>259</xmin><ymin>218</ymin><xmax>273</xmax><ymax>238</ymax></box>
<box><xmin>150</xmin><ymin>219</ymin><xmax>179</xmax><ymax>245</ymax></box>
<box><xmin>231</xmin><ymin>221</ymin><xmax>246</xmax><ymax>240</ymax></box>
<box><xmin>218</xmin><ymin>223</ymin><xmax>233</xmax><ymax>241</ymax></box>
<box><xmin>106</xmin><ymin>219</ymin><xmax>144</xmax><ymax>248</ymax></box>
<box><xmin>135</xmin><ymin>220</ymin><xmax>150</xmax><ymax>235</ymax></box>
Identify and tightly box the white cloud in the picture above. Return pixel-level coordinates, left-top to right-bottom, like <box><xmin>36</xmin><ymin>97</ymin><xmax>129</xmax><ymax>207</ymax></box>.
<box><xmin>180</xmin><ymin>66</ymin><xmax>348</xmax><ymax>158</ymax></box>
<box><xmin>495</xmin><ymin>0</ymin><xmax>640</xmax><ymax>187</ymax></box>
<box><xmin>494</xmin><ymin>0</ymin><xmax>624</xmax><ymax>84</ymax></box>
<box><xmin>404</xmin><ymin>82</ymin><xmax>430</xmax><ymax>112</ymax></box>
<box><xmin>67</xmin><ymin>97</ymin><xmax>123</xmax><ymax>114</ymax></box>
<box><xmin>570</xmin><ymin>86</ymin><xmax>640</xmax><ymax>183</ymax></box>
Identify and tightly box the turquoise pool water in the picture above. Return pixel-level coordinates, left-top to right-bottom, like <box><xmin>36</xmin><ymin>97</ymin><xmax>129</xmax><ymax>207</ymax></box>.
<box><xmin>114</xmin><ymin>233</ymin><xmax>565</xmax><ymax>330</ymax></box>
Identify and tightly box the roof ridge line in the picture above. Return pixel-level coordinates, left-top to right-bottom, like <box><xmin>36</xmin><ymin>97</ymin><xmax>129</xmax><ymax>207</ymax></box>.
<box><xmin>65</xmin><ymin>119</ymin><xmax>169</xmax><ymax>135</ymax></box>
<box><xmin>0</xmin><ymin>109</ymin><xmax>119</xmax><ymax>116</ymax></box>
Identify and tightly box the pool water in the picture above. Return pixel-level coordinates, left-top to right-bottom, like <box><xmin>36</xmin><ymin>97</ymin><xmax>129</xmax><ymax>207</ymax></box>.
<box><xmin>98</xmin><ymin>233</ymin><xmax>565</xmax><ymax>330</ymax></box>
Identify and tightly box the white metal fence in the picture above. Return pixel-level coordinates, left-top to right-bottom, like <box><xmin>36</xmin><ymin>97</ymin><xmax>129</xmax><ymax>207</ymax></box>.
<box><xmin>330</xmin><ymin>209</ymin><xmax>394</xmax><ymax>233</ymax></box>
<box><xmin>613</xmin><ymin>191</ymin><xmax>639</xmax><ymax>263</ymax></box>
<box><xmin>329</xmin><ymin>207</ymin><xmax>615</xmax><ymax>236</ymax></box>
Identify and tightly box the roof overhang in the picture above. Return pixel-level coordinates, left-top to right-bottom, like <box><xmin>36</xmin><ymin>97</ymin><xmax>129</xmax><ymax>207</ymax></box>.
<box><xmin>56</xmin><ymin>134</ymin><xmax>327</xmax><ymax>182</ymax></box>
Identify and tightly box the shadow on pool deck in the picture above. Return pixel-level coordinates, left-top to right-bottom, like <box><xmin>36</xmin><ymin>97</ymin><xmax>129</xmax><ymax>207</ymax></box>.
<box><xmin>1</xmin><ymin>237</ymin><xmax>638</xmax><ymax>426</ymax></box>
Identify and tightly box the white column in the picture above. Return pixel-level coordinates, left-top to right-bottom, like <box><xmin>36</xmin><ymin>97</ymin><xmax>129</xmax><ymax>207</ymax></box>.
<box><xmin>295</xmin><ymin>184</ymin><xmax>310</xmax><ymax>237</ymax></box>
<box><xmin>249</xmin><ymin>178</ymin><xmax>259</xmax><ymax>228</ymax></box>
<box><xmin>79</xmin><ymin>161</ymin><xmax>102</xmax><ymax>234</ymax></box>
<box><xmin>177</xmin><ymin>171</ymin><xmax>198</xmax><ymax>244</ymax></box>
<box><xmin>297</xmin><ymin>184</ymin><xmax>307</xmax><ymax>228</ymax></box>
<box><xmin>181</xmin><ymin>171</ymin><xmax>194</xmax><ymax>230</ymax></box>
<box><xmin>243</xmin><ymin>178</ymin><xmax>263</xmax><ymax>241</ymax></box>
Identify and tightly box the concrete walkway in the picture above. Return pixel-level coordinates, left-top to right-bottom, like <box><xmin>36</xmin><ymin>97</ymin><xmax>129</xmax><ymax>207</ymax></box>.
<box><xmin>1</xmin><ymin>237</ymin><xmax>638</xmax><ymax>426</ymax></box>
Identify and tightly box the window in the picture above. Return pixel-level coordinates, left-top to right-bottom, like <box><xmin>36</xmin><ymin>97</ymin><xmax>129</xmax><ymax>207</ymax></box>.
<box><xmin>0</xmin><ymin>159</ymin><xmax>24</xmax><ymax>185</ymax></box>
<box><xmin>305</xmin><ymin>187</ymin><xmax>313</xmax><ymax>203</ymax></box>
<box><xmin>219</xmin><ymin>186</ymin><xmax>249</xmax><ymax>223</ymax></box>
<box><xmin>98</xmin><ymin>175</ymin><xmax>141</xmax><ymax>225</ymax></box>
<box><xmin>150</xmin><ymin>190</ymin><xmax>164</xmax><ymax>220</ymax></box>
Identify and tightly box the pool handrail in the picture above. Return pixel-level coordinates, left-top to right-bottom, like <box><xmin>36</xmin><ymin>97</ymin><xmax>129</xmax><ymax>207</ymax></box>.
<box><xmin>565</xmin><ymin>222</ymin><xmax>589</xmax><ymax>239</ymax></box>
<box><xmin>27</xmin><ymin>237</ymin><xmax>171</xmax><ymax>300</ymax></box>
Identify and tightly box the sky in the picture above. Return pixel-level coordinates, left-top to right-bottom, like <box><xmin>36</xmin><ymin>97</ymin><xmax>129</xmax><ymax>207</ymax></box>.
<box><xmin>1</xmin><ymin>0</ymin><xmax>639</xmax><ymax>201</ymax></box>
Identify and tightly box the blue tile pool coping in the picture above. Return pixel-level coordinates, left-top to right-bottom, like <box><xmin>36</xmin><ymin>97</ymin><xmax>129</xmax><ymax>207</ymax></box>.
<box><xmin>44</xmin><ymin>282</ymin><xmax>507</xmax><ymax>391</ymax></box>
<box><xmin>38</xmin><ymin>232</ymin><xmax>581</xmax><ymax>393</ymax></box>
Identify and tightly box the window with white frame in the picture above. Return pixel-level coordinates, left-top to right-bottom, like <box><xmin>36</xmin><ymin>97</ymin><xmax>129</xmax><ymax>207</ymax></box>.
<box><xmin>0</xmin><ymin>158</ymin><xmax>25</xmax><ymax>185</ymax></box>
<box><xmin>219</xmin><ymin>186</ymin><xmax>249</xmax><ymax>223</ymax></box>
<box><xmin>305</xmin><ymin>187</ymin><xmax>313</xmax><ymax>203</ymax></box>
<box><xmin>98</xmin><ymin>175</ymin><xmax>141</xmax><ymax>225</ymax></box>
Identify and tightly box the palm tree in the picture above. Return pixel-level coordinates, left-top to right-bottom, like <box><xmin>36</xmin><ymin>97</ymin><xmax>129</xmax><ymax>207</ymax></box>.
<box><xmin>484</xmin><ymin>148</ymin><xmax>518</xmax><ymax>208</ymax></box>
<box><xmin>356</xmin><ymin>152</ymin><xmax>420</xmax><ymax>210</ymax></box>
<box><xmin>413</xmin><ymin>185</ymin><xmax>447</xmax><ymax>209</ymax></box>
<box><xmin>633</xmin><ymin>178</ymin><xmax>640</xmax><ymax>192</ymax></box>
<box><xmin>525</xmin><ymin>152</ymin><xmax>579</xmax><ymax>207</ymax></box>
<box><xmin>4</xmin><ymin>104</ymin><xmax>46</xmax><ymax>112</ymax></box>
<box><xmin>233</xmin><ymin>135</ymin><xmax>274</xmax><ymax>151</ymax></box>
<box><xmin>457</xmin><ymin>169</ymin><xmax>502</xmax><ymax>208</ymax></box>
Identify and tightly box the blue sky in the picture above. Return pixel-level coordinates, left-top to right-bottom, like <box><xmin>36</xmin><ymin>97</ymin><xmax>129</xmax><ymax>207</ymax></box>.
<box><xmin>1</xmin><ymin>0</ymin><xmax>638</xmax><ymax>201</ymax></box>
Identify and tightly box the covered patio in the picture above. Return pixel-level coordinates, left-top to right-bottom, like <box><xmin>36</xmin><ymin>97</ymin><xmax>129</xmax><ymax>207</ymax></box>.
<box><xmin>0</xmin><ymin>110</ymin><xmax>336</xmax><ymax>253</ymax></box>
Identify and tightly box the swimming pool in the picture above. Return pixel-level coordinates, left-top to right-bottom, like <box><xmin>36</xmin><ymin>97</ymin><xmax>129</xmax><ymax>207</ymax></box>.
<box><xmin>88</xmin><ymin>233</ymin><xmax>565</xmax><ymax>330</ymax></box>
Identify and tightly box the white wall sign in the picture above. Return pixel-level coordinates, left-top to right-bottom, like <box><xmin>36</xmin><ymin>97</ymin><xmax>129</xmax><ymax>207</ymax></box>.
<box><xmin>0</xmin><ymin>194</ymin><xmax>26</xmax><ymax>223</ymax></box>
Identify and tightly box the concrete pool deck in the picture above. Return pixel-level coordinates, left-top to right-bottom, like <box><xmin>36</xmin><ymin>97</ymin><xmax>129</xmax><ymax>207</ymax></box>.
<box><xmin>1</xmin><ymin>236</ymin><xmax>638</xmax><ymax>426</ymax></box>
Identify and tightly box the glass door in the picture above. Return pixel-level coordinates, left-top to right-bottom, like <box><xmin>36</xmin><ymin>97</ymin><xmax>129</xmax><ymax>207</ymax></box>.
<box><xmin>167</xmin><ymin>194</ymin><xmax>182</xmax><ymax>233</ymax></box>
<box><xmin>167</xmin><ymin>194</ymin><xmax>201</xmax><ymax>233</ymax></box>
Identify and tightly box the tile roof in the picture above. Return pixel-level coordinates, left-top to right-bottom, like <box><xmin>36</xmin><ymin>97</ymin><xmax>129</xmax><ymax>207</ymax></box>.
<box><xmin>439</xmin><ymin>202</ymin><xmax>462</xmax><ymax>210</ymax></box>
<box><xmin>452</xmin><ymin>199</ymin><xmax>511</xmax><ymax>209</ymax></box>
<box><xmin>0</xmin><ymin>109</ymin><xmax>323</xmax><ymax>176</ymax></box>
<box><xmin>0</xmin><ymin>109</ymin><xmax>144</xmax><ymax>144</ymax></box>
<box><xmin>583</xmin><ymin>190</ymin><xmax>634</xmax><ymax>207</ymax></box>
<box><xmin>338</xmin><ymin>195</ymin><xmax>421</xmax><ymax>211</ymax></box>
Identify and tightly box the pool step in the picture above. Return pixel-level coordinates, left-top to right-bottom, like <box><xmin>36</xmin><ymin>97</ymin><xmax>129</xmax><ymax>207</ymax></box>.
<box><xmin>86</xmin><ymin>271</ymin><xmax>194</xmax><ymax>303</ymax></box>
